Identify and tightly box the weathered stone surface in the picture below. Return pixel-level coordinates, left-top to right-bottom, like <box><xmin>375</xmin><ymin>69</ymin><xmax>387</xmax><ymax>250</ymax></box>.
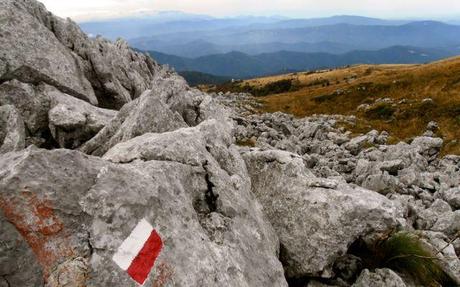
<box><xmin>227</xmin><ymin>106</ymin><xmax>460</xmax><ymax>282</ymax></box>
<box><xmin>432</xmin><ymin>210</ymin><xmax>460</xmax><ymax>236</ymax></box>
<box><xmin>46</xmin><ymin>257</ymin><xmax>88</xmax><ymax>287</ymax></box>
<box><xmin>411</xmin><ymin>136</ymin><xmax>443</xmax><ymax>160</ymax></box>
<box><xmin>0</xmin><ymin>215</ymin><xmax>43</xmax><ymax>286</ymax></box>
<box><xmin>0</xmin><ymin>0</ymin><xmax>160</xmax><ymax>109</ymax></box>
<box><xmin>307</xmin><ymin>281</ymin><xmax>340</xmax><ymax>287</ymax></box>
<box><xmin>0</xmin><ymin>80</ymin><xmax>116</xmax><ymax>149</ymax></box>
<box><xmin>50</xmin><ymin>18</ymin><xmax>158</xmax><ymax>108</ymax></box>
<box><xmin>79</xmin><ymin>88</ymin><xmax>188</xmax><ymax>156</ymax></box>
<box><xmin>352</xmin><ymin>269</ymin><xmax>406</xmax><ymax>287</ymax></box>
<box><xmin>241</xmin><ymin>149</ymin><xmax>399</xmax><ymax>278</ymax></box>
<box><xmin>0</xmin><ymin>0</ymin><xmax>97</xmax><ymax>104</ymax></box>
<box><xmin>79</xmin><ymin>70</ymin><xmax>228</xmax><ymax>157</ymax></box>
<box><xmin>47</xmin><ymin>86</ymin><xmax>117</xmax><ymax>148</ymax></box>
<box><xmin>2</xmin><ymin>0</ymin><xmax>460</xmax><ymax>285</ymax></box>
<box><xmin>440</xmin><ymin>187</ymin><xmax>460</xmax><ymax>210</ymax></box>
<box><xmin>103</xmin><ymin>120</ymin><xmax>222</xmax><ymax>165</ymax></box>
<box><xmin>0</xmin><ymin>80</ymin><xmax>51</xmax><ymax>136</ymax></box>
<box><xmin>0</xmin><ymin>143</ymin><xmax>287</xmax><ymax>286</ymax></box>
<box><xmin>0</xmin><ymin>105</ymin><xmax>25</xmax><ymax>153</ymax></box>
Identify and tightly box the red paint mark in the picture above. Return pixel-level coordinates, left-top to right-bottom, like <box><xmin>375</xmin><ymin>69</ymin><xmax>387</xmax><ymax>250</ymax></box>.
<box><xmin>127</xmin><ymin>230</ymin><xmax>163</xmax><ymax>285</ymax></box>
<box><xmin>152</xmin><ymin>262</ymin><xmax>174</xmax><ymax>287</ymax></box>
<box><xmin>0</xmin><ymin>190</ymin><xmax>73</xmax><ymax>277</ymax></box>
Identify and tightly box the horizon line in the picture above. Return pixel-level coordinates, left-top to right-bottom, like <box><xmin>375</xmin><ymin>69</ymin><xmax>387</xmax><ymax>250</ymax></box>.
<box><xmin>76</xmin><ymin>11</ymin><xmax>460</xmax><ymax>23</ymax></box>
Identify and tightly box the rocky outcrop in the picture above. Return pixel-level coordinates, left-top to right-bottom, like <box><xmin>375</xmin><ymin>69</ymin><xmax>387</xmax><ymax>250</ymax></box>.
<box><xmin>0</xmin><ymin>0</ymin><xmax>158</xmax><ymax>109</ymax></box>
<box><xmin>226</xmin><ymin>104</ymin><xmax>460</xmax><ymax>208</ymax></box>
<box><xmin>216</xmin><ymin>93</ymin><xmax>460</xmax><ymax>285</ymax></box>
<box><xmin>242</xmin><ymin>149</ymin><xmax>399</xmax><ymax>278</ymax></box>
<box><xmin>1</xmin><ymin>0</ymin><xmax>459</xmax><ymax>286</ymax></box>
<box><xmin>0</xmin><ymin>0</ymin><xmax>96</xmax><ymax>104</ymax></box>
<box><xmin>0</xmin><ymin>145</ymin><xmax>287</xmax><ymax>286</ymax></box>
<box><xmin>0</xmin><ymin>2</ymin><xmax>291</xmax><ymax>285</ymax></box>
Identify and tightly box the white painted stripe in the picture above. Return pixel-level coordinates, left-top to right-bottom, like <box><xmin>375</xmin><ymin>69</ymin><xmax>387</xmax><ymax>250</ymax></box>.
<box><xmin>112</xmin><ymin>219</ymin><xmax>154</xmax><ymax>270</ymax></box>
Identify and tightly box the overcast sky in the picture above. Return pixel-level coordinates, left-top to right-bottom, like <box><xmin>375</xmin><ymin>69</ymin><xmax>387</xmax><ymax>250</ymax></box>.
<box><xmin>39</xmin><ymin>0</ymin><xmax>460</xmax><ymax>22</ymax></box>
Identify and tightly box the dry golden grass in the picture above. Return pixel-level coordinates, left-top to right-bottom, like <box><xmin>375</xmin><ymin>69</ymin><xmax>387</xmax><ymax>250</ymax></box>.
<box><xmin>224</xmin><ymin>57</ymin><xmax>460</xmax><ymax>155</ymax></box>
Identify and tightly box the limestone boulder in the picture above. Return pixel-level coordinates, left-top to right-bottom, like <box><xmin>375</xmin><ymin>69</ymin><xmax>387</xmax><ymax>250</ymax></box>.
<box><xmin>0</xmin><ymin>146</ymin><xmax>287</xmax><ymax>287</ymax></box>
<box><xmin>0</xmin><ymin>0</ymin><xmax>160</xmax><ymax>109</ymax></box>
<box><xmin>0</xmin><ymin>0</ymin><xmax>97</xmax><ymax>104</ymax></box>
<box><xmin>242</xmin><ymin>149</ymin><xmax>400</xmax><ymax>278</ymax></box>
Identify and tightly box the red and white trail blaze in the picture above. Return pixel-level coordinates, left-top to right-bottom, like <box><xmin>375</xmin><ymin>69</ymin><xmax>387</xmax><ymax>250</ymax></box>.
<box><xmin>112</xmin><ymin>219</ymin><xmax>163</xmax><ymax>285</ymax></box>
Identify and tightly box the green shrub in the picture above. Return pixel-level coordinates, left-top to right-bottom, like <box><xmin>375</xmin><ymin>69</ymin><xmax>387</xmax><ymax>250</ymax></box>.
<box><xmin>254</xmin><ymin>79</ymin><xmax>297</xmax><ymax>96</ymax></box>
<box><xmin>365</xmin><ymin>103</ymin><xmax>396</xmax><ymax>120</ymax></box>
<box><xmin>306</xmin><ymin>78</ymin><xmax>330</xmax><ymax>87</ymax></box>
<box><xmin>212</xmin><ymin>79</ymin><xmax>298</xmax><ymax>97</ymax></box>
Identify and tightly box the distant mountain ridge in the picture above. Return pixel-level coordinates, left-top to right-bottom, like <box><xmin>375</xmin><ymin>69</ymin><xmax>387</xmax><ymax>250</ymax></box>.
<box><xmin>81</xmin><ymin>13</ymin><xmax>460</xmax><ymax>83</ymax></box>
<box><xmin>80</xmin><ymin>13</ymin><xmax>286</xmax><ymax>40</ymax></box>
<box><xmin>133</xmin><ymin>40</ymin><xmax>361</xmax><ymax>58</ymax></box>
<box><xmin>149</xmin><ymin>46</ymin><xmax>460</xmax><ymax>79</ymax></box>
<box><xmin>131</xmin><ymin>21</ymin><xmax>460</xmax><ymax>56</ymax></box>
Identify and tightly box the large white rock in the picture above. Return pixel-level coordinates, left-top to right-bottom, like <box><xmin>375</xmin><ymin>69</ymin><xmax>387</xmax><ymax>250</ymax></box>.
<box><xmin>79</xmin><ymin>88</ymin><xmax>188</xmax><ymax>156</ymax></box>
<box><xmin>0</xmin><ymin>0</ymin><xmax>160</xmax><ymax>109</ymax></box>
<box><xmin>242</xmin><ymin>149</ymin><xmax>400</xmax><ymax>278</ymax></box>
<box><xmin>0</xmin><ymin>0</ymin><xmax>97</xmax><ymax>104</ymax></box>
<box><xmin>0</xmin><ymin>146</ymin><xmax>287</xmax><ymax>287</ymax></box>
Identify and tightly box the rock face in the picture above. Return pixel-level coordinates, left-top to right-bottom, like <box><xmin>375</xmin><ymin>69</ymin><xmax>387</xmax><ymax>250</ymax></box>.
<box><xmin>0</xmin><ymin>105</ymin><xmax>25</xmax><ymax>153</ymax></box>
<box><xmin>0</xmin><ymin>80</ymin><xmax>50</xmax><ymax>140</ymax></box>
<box><xmin>0</xmin><ymin>2</ymin><xmax>289</xmax><ymax>285</ymax></box>
<box><xmin>0</xmin><ymin>143</ymin><xmax>286</xmax><ymax>286</ymax></box>
<box><xmin>0</xmin><ymin>0</ymin><xmax>96</xmax><ymax>104</ymax></box>
<box><xmin>0</xmin><ymin>80</ymin><xmax>117</xmax><ymax>149</ymax></box>
<box><xmin>47</xmin><ymin>87</ymin><xmax>117</xmax><ymax>149</ymax></box>
<box><xmin>0</xmin><ymin>0</ymin><xmax>160</xmax><ymax>148</ymax></box>
<box><xmin>0</xmin><ymin>0</ymin><xmax>158</xmax><ymax>109</ymax></box>
<box><xmin>242</xmin><ymin>149</ymin><xmax>399</xmax><ymax>278</ymax></box>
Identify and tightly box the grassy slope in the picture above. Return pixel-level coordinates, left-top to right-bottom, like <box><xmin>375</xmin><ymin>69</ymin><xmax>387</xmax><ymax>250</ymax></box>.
<box><xmin>223</xmin><ymin>57</ymin><xmax>460</xmax><ymax>155</ymax></box>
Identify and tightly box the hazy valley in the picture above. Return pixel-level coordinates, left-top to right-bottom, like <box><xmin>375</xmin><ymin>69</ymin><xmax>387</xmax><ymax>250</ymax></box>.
<box><xmin>83</xmin><ymin>14</ymin><xmax>460</xmax><ymax>81</ymax></box>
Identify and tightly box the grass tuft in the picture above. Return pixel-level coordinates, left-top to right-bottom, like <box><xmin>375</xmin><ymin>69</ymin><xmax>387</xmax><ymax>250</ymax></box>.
<box><xmin>373</xmin><ymin>232</ymin><xmax>457</xmax><ymax>286</ymax></box>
